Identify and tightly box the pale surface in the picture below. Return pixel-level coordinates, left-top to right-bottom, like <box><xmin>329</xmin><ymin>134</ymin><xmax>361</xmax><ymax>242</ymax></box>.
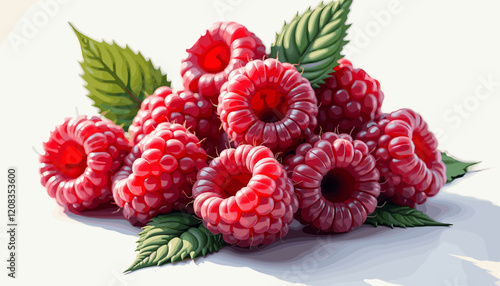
<box><xmin>0</xmin><ymin>0</ymin><xmax>38</xmax><ymax>44</ymax></box>
<box><xmin>1</xmin><ymin>1</ymin><xmax>500</xmax><ymax>285</ymax></box>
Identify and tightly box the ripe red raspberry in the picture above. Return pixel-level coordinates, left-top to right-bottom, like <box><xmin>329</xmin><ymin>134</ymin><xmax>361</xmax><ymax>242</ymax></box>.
<box><xmin>112</xmin><ymin>122</ymin><xmax>207</xmax><ymax>226</ymax></box>
<box><xmin>218</xmin><ymin>58</ymin><xmax>318</xmax><ymax>154</ymax></box>
<box><xmin>128</xmin><ymin>86</ymin><xmax>224</xmax><ymax>159</ymax></box>
<box><xmin>192</xmin><ymin>144</ymin><xmax>299</xmax><ymax>247</ymax></box>
<box><xmin>284</xmin><ymin>132</ymin><xmax>380</xmax><ymax>233</ymax></box>
<box><xmin>181</xmin><ymin>21</ymin><xmax>266</xmax><ymax>100</ymax></box>
<box><xmin>356</xmin><ymin>108</ymin><xmax>446</xmax><ymax>207</ymax></box>
<box><xmin>315</xmin><ymin>58</ymin><xmax>384</xmax><ymax>136</ymax></box>
<box><xmin>39</xmin><ymin>115</ymin><xmax>131</xmax><ymax>213</ymax></box>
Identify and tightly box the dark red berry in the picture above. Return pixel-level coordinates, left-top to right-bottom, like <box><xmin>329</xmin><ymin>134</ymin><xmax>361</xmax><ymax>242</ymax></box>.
<box><xmin>128</xmin><ymin>87</ymin><xmax>225</xmax><ymax>159</ymax></box>
<box><xmin>315</xmin><ymin>58</ymin><xmax>384</xmax><ymax>136</ymax></box>
<box><xmin>356</xmin><ymin>108</ymin><xmax>446</xmax><ymax>207</ymax></box>
<box><xmin>284</xmin><ymin>132</ymin><xmax>380</xmax><ymax>233</ymax></box>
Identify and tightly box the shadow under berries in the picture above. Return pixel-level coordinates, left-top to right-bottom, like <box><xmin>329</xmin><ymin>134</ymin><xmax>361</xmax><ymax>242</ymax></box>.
<box><xmin>204</xmin><ymin>192</ymin><xmax>500</xmax><ymax>285</ymax></box>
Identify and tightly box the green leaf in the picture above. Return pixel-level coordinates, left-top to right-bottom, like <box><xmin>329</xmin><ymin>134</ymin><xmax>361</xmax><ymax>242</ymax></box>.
<box><xmin>441</xmin><ymin>152</ymin><xmax>479</xmax><ymax>183</ymax></box>
<box><xmin>125</xmin><ymin>212</ymin><xmax>225</xmax><ymax>273</ymax></box>
<box><xmin>70</xmin><ymin>23</ymin><xmax>170</xmax><ymax>131</ymax></box>
<box><xmin>364</xmin><ymin>203</ymin><xmax>452</xmax><ymax>228</ymax></box>
<box><xmin>270</xmin><ymin>0</ymin><xmax>352</xmax><ymax>88</ymax></box>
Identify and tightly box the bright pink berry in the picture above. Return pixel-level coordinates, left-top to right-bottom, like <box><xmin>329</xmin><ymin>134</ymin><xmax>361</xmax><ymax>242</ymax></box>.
<box><xmin>218</xmin><ymin>58</ymin><xmax>318</xmax><ymax>154</ymax></box>
<box><xmin>181</xmin><ymin>21</ymin><xmax>266</xmax><ymax>100</ymax></box>
<box><xmin>284</xmin><ymin>132</ymin><xmax>380</xmax><ymax>233</ymax></box>
<box><xmin>39</xmin><ymin>115</ymin><xmax>131</xmax><ymax>213</ymax></box>
<box><xmin>356</xmin><ymin>108</ymin><xmax>446</xmax><ymax>207</ymax></box>
<box><xmin>192</xmin><ymin>144</ymin><xmax>298</xmax><ymax>247</ymax></box>
<box><xmin>315</xmin><ymin>58</ymin><xmax>384</xmax><ymax>136</ymax></box>
<box><xmin>112</xmin><ymin>122</ymin><xmax>207</xmax><ymax>226</ymax></box>
<box><xmin>128</xmin><ymin>87</ymin><xmax>225</xmax><ymax>158</ymax></box>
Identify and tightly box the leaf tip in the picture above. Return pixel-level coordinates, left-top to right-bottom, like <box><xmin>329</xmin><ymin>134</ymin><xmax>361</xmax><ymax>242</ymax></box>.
<box><xmin>69</xmin><ymin>22</ymin><xmax>82</xmax><ymax>37</ymax></box>
<box><xmin>123</xmin><ymin>266</ymin><xmax>134</xmax><ymax>274</ymax></box>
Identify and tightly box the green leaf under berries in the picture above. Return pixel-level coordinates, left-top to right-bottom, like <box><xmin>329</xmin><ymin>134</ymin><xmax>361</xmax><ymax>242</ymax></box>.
<box><xmin>71</xmin><ymin>23</ymin><xmax>170</xmax><ymax>131</ymax></box>
<box><xmin>270</xmin><ymin>0</ymin><xmax>352</xmax><ymax>88</ymax></box>
<box><xmin>441</xmin><ymin>152</ymin><xmax>479</xmax><ymax>183</ymax></box>
<box><xmin>364</xmin><ymin>203</ymin><xmax>452</xmax><ymax>228</ymax></box>
<box><xmin>125</xmin><ymin>212</ymin><xmax>225</xmax><ymax>273</ymax></box>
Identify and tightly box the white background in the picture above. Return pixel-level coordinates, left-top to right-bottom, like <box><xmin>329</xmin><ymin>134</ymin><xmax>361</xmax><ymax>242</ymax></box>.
<box><xmin>1</xmin><ymin>0</ymin><xmax>500</xmax><ymax>285</ymax></box>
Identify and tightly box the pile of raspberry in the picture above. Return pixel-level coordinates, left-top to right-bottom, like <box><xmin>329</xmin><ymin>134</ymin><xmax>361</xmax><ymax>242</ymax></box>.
<box><xmin>39</xmin><ymin>21</ymin><xmax>446</xmax><ymax>248</ymax></box>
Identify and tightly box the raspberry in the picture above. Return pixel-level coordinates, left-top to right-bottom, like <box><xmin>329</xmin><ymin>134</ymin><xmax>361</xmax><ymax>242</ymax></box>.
<box><xmin>128</xmin><ymin>86</ymin><xmax>224</xmax><ymax>159</ymax></box>
<box><xmin>112</xmin><ymin>122</ymin><xmax>207</xmax><ymax>226</ymax></box>
<box><xmin>192</xmin><ymin>144</ymin><xmax>299</xmax><ymax>247</ymax></box>
<box><xmin>218</xmin><ymin>58</ymin><xmax>318</xmax><ymax>154</ymax></box>
<box><xmin>315</xmin><ymin>58</ymin><xmax>384</xmax><ymax>136</ymax></box>
<box><xmin>356</xmin><ymin>108</ymin><xmax>446</xmax><ymax>207</ymax></box>
<box><xmin>39</xmin><ymin>115</ymin><xmax>131</xmax><ymax>213</ymax></box>
<box><xmin>181</xmin><ymin>21</ymin><xmax>266</xmax><ymax>100</ymax></box>
<box><xmin>284</xmin><ymin>132</ymin><xmax>380</xmax><ymax>233</ymax></box>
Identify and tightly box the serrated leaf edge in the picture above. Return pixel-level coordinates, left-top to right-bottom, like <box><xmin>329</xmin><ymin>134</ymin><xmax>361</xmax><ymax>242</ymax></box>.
<box><xmin>441</xmin><ymin>152</ymin><xmax>480</xmax><ymax>183</ymax></box>
<box><xmin>70</xmin><ymin>23</ymin><xmax>170</xmax><ymax>131</ymax></box>
<box><xmin>125</xmin><ymin>214</ymin><xmax>224</xmax><ymax>273</ymax></box>
<box><xmin>364</xmin><ymin>203</ymin><xmax>452</xmax><ymax>229</ymax></box>
<box><xmin>270</xmin><ymin>0</ymin><xmax>352</xmax><ymax>88</ymax></box>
